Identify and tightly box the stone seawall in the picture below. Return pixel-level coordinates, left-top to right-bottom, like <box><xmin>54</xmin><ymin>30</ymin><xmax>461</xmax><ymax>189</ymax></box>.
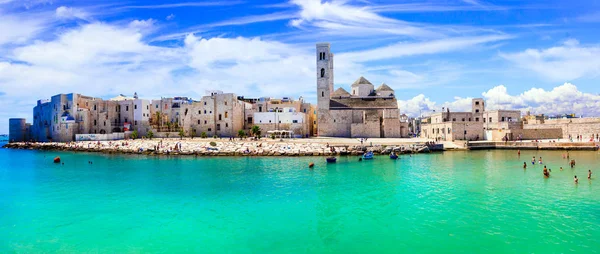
<box><xmin>468</xmin><ymin>141</ymin><xmax>599</xmax><ymax>151</ymax></box>
<box><xmin>2</xmin><ymin>140</ymin><xmax>412</xmax><ymax>157</ymax></box>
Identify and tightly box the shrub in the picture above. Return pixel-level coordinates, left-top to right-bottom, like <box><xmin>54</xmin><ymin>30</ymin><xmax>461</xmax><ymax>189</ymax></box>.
<box><xmin>209</xmin><ymin>141</ymin><xmax>217</xmax><ymax>147</ymax></box>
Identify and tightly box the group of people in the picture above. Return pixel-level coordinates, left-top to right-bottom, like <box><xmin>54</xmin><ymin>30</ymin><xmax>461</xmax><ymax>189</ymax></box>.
<box><xmin>568</xmin><ymin>134</ymin><xmax>600</xmax><ymax>142</ymax></box>
<box><xmin>520</xmin><ymin>150</ymin><xmax>592</xmax><ymax>183</ymax></box>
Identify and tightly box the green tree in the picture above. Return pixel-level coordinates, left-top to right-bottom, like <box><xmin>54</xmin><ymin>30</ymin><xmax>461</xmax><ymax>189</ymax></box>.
<box><xmin>166</xmin><ymin>122</ymin><xmax>172</xmax><ymax>132</ymax></box>
<box><xmin>146</xmin><ymin>130</ymin><xmax>154</xmax><ymax>139</ymax></box>
<box><xmin>251</xmin><ymin>125</ymin><xmax>261</xmax><ymax>137</ymax></box>
<box><xmin>200</xmin><ymin>132</ymin><xmax>208</xmax><ymax>138</ymax></box>
<box><xmin>131</xmin><ymin>130</ymin><xmax>139</xmax><ymax>139</ymax></box>
<box><xmin>238</xmin><ymin>130</ymin><xmax>246</xmax><ymax>138</ymax></box>
<box><xmin>178</xmin><ymin>129</ymin><xmax>185</xmax><ymax>140</ymax></box>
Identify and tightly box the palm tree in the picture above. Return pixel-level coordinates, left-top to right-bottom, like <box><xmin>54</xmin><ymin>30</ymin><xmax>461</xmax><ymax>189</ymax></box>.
<box><xmin>146</xmin><ymin>130</ymin><xmax>154</xmax><ymax>139</ymax></box>
<box><xmin>238</xmin><ymin>130</ymin><xmax>246</xmax><ymax>138</ymax></box>
<box><xmin>178</xmin><ymin>129</ymin><xmax>185</xmax><ymax>140</ymax></box>
<box><xmin>131</xmin><ymin>130</ymin><xmax>139</xmax><ymax>139</ymax></box>
<box><xmin>251</xmin><ymin>125</ymin><xmax>261</xmax><ymax>138</ymax></box>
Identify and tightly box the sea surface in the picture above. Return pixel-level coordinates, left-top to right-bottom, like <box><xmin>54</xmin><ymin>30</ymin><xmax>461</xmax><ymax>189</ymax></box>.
<box><xmin>1</xmin><ymin>141</ymin><xmax>599</xmax><ymax>253</ymax></box>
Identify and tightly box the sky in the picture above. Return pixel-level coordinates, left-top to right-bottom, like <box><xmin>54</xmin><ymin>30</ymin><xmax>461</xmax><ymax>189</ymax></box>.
<box><xmin>1</xmin><ymin>0</ymin><xmax>600</xmax><ymax>133</ymax></box>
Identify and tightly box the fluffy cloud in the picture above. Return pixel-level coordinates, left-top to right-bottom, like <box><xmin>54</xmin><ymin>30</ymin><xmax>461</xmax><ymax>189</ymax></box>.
<box><xmin>500</xmin><ymin>39</ymin><xmax>600</xmax><ymax>81</ymax></box>
<box><xmin>0</xmin><ymin>12</ymin><xmax>47</xmax><ymax>46</ymax></box>
<box><xmin>398</xmin><ymin>83</ymin><xmax>600</xmax><ymax>117</ymax></box>
<box><xmin>55</xmin><ymin>6</ymin><xmax>89</xmax><ymax>21</ymax></box>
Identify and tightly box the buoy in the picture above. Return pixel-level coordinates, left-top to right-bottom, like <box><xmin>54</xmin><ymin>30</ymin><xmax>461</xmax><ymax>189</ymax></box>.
<box><xmin>53</xmin><ymin>156</ymin><xmax>61</xmax><ymax>163</ymax></box>
<box><xmin>309</xmin><ymin>162</ymin><xmax>314</xmax><ymax>168</ymax></box>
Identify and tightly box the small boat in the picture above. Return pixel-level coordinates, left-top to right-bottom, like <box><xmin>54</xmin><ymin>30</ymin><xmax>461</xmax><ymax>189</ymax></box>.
<box><xmin>326</xmin><ymin>157</ymin><xmax>337</xmax><ymax>163</ymax></box>
<box><xmin>53</xmin><ymin>156</ymin><xmax>61</xmax><ymax>163</ymax></box>
<box><xmin>309</xmin><ymin>162</ymin><xmax>315</xmax><ymax>168</ymax></box>
<box><xmin>362</xmin><ymin>151</ymin><xmax>374</xmax><ymax>160</ymax></box>
<box><xmin>389</xmin><ymin>153</ymin><xmax>398</xmax><ymax>160</ymax></box>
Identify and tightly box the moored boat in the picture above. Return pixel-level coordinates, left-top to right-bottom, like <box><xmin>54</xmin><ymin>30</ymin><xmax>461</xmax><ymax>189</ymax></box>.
<box><xmin>53</xmin><ymin>156</ymin><xmax>61</xmax><ymax>163</ymax></box>
<box><xmin>362</xmin><ymin>151</ymin><xmax>374</xmax><ymax>160</ymax></box>
<box><xmin>389</xmin><ymin>153</ymin><xmax>398</xmax><ymax>159</ymax></box>
<box><xmin>326</xmin><ymin>157</ymin><xmax>337</xmax><ymax>163</ymax></box>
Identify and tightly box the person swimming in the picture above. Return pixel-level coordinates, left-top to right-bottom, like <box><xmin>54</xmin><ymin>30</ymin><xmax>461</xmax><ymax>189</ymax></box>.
<box><xmin>532</xmin><ymin>156</ymin><xmax>536</xmax><ymax>165</ymax></box>
<box><xmin>574</xmin><ymin>175</ymin><xmax>579</xmax><ymax>184</ymax></box>
<box><xmin>589</xmin><ymin>170</ymin><xmax>592</xmax><ymax>179</ymax></box>
<box><xmin>543</xmin><ymin>166</ymin><xmax>550</xmax><ymax>177</ymax></box>
<box><xmin>560</xmin><ymin>167</ymin><xmax>563</xmax><ymax>171</ymax></box>
<box><xmin>523</xmin><ymin>162</ymin><xmax>527</xmax><ymax>169</ymax></box>
<box><xmin>539</xmin><ymin>157</ymin><xmax>543</xmax><ymax>164</ymax></box>
<box><xmin>518</xmin><ymin>149</ymin><xmax>521</xmax><ymax>156</ymax></box>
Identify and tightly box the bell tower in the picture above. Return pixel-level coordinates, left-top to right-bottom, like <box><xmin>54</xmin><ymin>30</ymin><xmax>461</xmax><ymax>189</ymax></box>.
<box><xmin>316</xmin><ymin>43</ymin><xmax>333</xmax><ymax>110</ymax></box>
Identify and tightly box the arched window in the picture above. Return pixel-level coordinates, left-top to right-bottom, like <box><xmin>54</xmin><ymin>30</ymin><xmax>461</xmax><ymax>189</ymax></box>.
<box><xmin>321</xmin><ymin>91</ymin><xmax>324</xmax><ymax>97</ymax></box>
<box><xmin>320</xmin><ymin>68</ymin><xmax>325</xmax><ymax>78</ymax></box>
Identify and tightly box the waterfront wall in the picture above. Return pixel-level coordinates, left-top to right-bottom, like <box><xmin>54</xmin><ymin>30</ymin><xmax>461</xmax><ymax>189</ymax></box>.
<box><xmin>76</xmin><ymin>133</ymin><xmax>126</xmax><ymax>141</ymax></box>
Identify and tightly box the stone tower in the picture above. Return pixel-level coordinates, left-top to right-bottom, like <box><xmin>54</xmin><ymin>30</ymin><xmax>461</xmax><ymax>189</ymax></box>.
<box><xmin>316</xmin><ymin>43</ymin><xmax>333</xmax><ymax>110</ymax></box>
<box><xmin>472</xmin><ymin>98</ymin><xmax>485</xmax><ymax>121</ymax></box>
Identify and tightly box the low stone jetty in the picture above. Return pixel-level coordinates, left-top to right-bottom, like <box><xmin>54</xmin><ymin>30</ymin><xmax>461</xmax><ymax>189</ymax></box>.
<box><xmin>2</xmin><ymin>139</ymin><xmax>416</xmax><ymax>156</ymax></box>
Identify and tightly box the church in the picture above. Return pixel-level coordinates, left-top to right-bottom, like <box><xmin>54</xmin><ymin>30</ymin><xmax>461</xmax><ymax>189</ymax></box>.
<box><xmin>316</xmin><ymin>43</ymin><xmax>407</xmax><ymax>138</ymax></box>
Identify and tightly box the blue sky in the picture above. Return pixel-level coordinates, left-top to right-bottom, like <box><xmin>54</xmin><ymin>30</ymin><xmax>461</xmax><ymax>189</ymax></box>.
<box><xmin>1</xmin><ymin>0</ymin><xmax>600</xmax><ymax>133</ymax></box>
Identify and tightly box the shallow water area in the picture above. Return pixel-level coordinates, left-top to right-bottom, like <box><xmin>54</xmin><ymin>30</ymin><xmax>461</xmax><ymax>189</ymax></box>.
<box><xmin>1</xmin><ymin>142</ymin><xmax>599</xmax><ymax>253</ymax></box>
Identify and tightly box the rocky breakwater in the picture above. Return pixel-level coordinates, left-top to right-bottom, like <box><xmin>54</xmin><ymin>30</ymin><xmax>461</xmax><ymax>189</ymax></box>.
<box><xmin>2</xmin><ymin>140</ymin><xmax>393</xmax><ymax>157</ymax></box>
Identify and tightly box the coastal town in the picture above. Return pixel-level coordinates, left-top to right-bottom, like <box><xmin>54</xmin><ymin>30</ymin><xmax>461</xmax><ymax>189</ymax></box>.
<box><xmin>6</xmin><ymin>43</ymin><xmax>600</xmax><ymax>154</ymax></box>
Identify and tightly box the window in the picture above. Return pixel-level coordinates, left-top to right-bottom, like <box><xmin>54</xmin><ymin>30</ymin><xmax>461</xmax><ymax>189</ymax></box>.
<box><xmin>508</xmin><ymin>117</ymin><xmax>512</xmax><ymax>122</ymax></box>
<box><xmin>147</xmin><ymin>105</ymin><xmax>149</xmax><ymax>110</ymax></box>
<box><xmin>476</xmin><ymin>101</ymin><xmax>480</xmax><ymax>105</ymax></box>
<box><xmin>225</xmin><ymin>112</ymin><xmax>228</xmax><ymax>118</ymax></box>
<box><xmin>204</xmin><ymin>102</ymin><xmax>207</xmax><ymax>105</ymax></box>
<box><xmin>278</xmin><ymin>121</ymin><xmax>281</xmax><ymax>123</ymax></box>
<box><xmin>501</xmin><ymin>117</ymin><xmax>505</xmax><ymax>122</ymax></box>
<box><xmin>204</xmin><ymin>120</ymin><xmax>207</xmax><ymax>124</ymax></box>
<box><xmin>320</xmin><ymin>68</ymin><xmax>325</xmax><ymax>78</ymax></box>
<box><xmin>259</xmin><ymin>106</ymin><xmax>263</xmax><ymax>112</ymax></box>
<box><xmin>198</xmin><ymin>120</ymin><xmax>200</xmax><ymax>124</ymax></box>
<box><xmin>204</xmin><ymin>110</ymin><xmax>207</xmax><ymax>114</ymax></box>
<box><xmin>448</xmin><ymin>128</ymin><xmax>451</xmax><ymax>133</ymax></box>
<box><xmin>269</xmin><ymin>120</ymin><xmax>272</xmax><ymax>123</ymax></box>
<box><xmin>125</xmin><ymin>118</ymin><xmax>128</xmax><ymax>123</ymax></box>
<box><xmin>198</xmin><ymin>110</ymin><xmax>201</xmax><ymax>114</ymax></box>
<box><xmin>476</xmin><ymin>109</ymin><xmax>480</xmax><ymax>113</ymax></box>
<box><xmin>248</xmin><ymin>117</ymin><xmax>253</xmax><ymax>124</ymax></box>
<box><xmin>303</xmin><ymin>109</ymin><xmax>307</xmax><ymax>113</ymax></box>
<box><xmin>313</xmin><ymin>121</ymin><xmax>316</xmax><ymax>124</ymax></box>
<box><xmin>104</xmin><ymin>121</ymin><xmax>106</xmax><ymax>126</ymax></box>
<box><xmin>156</xmin><ymin>105</ymin><xmax>158</xmax><ymax>109</ymax></box>
<box><xmin>225</xmin><ymin>123</ymin><xmax>228</xmax><ymax>128</ymax></box>
<box><xmin>135</xmin><ymin>121</ymin><xmax>138</xmax><ymax>125</ymax></box>
<box><xmin>93</xmin><ymin>105</ymin><xmax>97</xmax><ymax>110</ymax></box>
<box><xmin>452</xmin><ymin>118</ymin><xmax>456</xmax><ymax>122</ymax></box>
<box><xmin>462</xmin><ymin>118</ymin><xmax>465</xmax><ymax>122</ymax></box>
<box><xmin>293</xmin><ymin>120</ymin><xmax>298</xmax><ymax>123</ymax></box>
<box><xmin>134</xmin><ymin>105</ymin><xmax>137</xmax><ymax>109</ymax></box>
<box><xmin>126</xmin><ymin>106</ymin><xmax>129</xmax><ymax>111</ymax></box>
<box><xmin>216</xmin><ymin>124</ymin><xmax>221</xmax><ymax>131</ymax></box>
<box><xmin>208</xmin><ymin>128</ymin><xmax>212</xmax><ymax>132</ymax></box>
<box><xmin>225</xmin><ymin>101</ymin><xmax>227</xmax><ymax>106</ymax></box>
<box><xmin>483</xmin><ymin>118</ymin><xmax>486</xmax><ymax>122</ymax></box>
<box><xmin>469</xmin><ymin>118</ymin><xmax>471</xmax><ymax>121</ymax></box>
<box><xmin>218</xmin><ymin>114</ymin><xmax>222</xmax><ymax>121</ymax></box>
<box><xmin>321</xmin><ymin>91</ymin><xmax>324</xmax><ymax>97</ymax></box>
<box><xmin>476</xmin><ymin>117</ymin><xmax>479</xmax><ymax>122</ymax></box>
<box><xmin>489</xmin><ymin>117</ymin><xmax>492</xmax><ymax>122</ymax></box>
<box><xmin>94</xmin><ymin>120</ymin><xmax>97</xmax><ymax>126</ymax></box>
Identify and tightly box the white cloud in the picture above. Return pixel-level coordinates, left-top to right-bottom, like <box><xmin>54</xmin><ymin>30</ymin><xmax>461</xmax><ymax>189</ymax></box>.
<box><xmin>337</xmin><ymin>35</ymin><xmax>511</xmax><ymax>63</ymax></box>
<box><xmin>0</xmin><ymin>12</ymin><xmax>47</xmax><ymax>46</ymax></box>
<box><xmin>500</xmin><ymin>39</ymin><xmax>600</xmax><ymax>81</ymax></box>
<box><xmin>55</xmin><ymin>6</ymin><xmax>90</xmax><ymax>21</ymax></box>
<box><xmin>398</xmin><ymin>83</ymin><xmax>600</xmax><ymax>117</ymax></box>
<box><xmin>289</xmin><ymin>0</ymin><xmax>439</xmax><ymax>38</ymax></box>
<box><xmin>166</xmin><ymin>14</ymin><xmax>175</xmax><ymax>20</ymax></box>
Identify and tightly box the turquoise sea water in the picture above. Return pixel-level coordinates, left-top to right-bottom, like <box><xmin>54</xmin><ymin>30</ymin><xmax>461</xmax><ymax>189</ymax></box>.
<box><xmin>1</xmin><ymin>142</ymin><xmax>599</xmax><ymax>253</ymax></box>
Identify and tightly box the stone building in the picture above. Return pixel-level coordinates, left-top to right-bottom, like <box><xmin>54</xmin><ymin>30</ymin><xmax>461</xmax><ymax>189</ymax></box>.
<box><xmin>239</xmin><ymin>96</ymin><xmax>316</xmax><ymax>137</ymax></box>
<box><xmin>421</xmin><ymin>98</ymin><xmax>524</xmax><ymax>141</ymax></box>
<box><xmin>316</xmin><ymin>43</ymin><xmax>406</xmax><ymax>138</ymax></box>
